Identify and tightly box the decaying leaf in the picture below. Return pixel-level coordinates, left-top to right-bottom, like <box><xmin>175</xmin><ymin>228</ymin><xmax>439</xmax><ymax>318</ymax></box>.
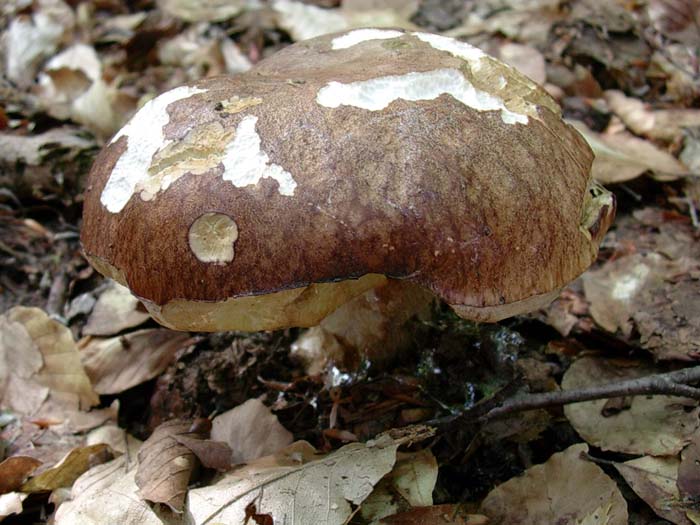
<box><xmin>0</xmin><ymin>307</ymin><xmax>99</xmax><ymax>421</ymax></box>
<box><xmin>0</xmin><ymin>456</ymin><xmax>42</xmax><ymax>494</ymax></box>
<box><xmin>370</xmin><ymin>505</ymin><xmax>488</xmax><ymax>525</ymax></box>
<box><xmin>615</xmin><ymin>455</ymin><xmax>694</xmax><ymax>525</ymax></box>
<box><xmin>21</xmin><ymin>444</ymin><xmax>112</xmax><ymax>493</ymax></box>
<box><xmin>135</xmin><ymin>419</ymin><xmax>204</xmax><ymax>512</ymax></box>
<box><xmin>562</xmin><ymin>357</ymin><xmax>700</xmax><ymax>455</ymax></box>
<box><xmin>678</xmin><ymin>433</ymin><xmax>700</xmax><ymax>501</ymax></box>
<box><xmin>3</xmin><ymin>0</ymin><xmax>74</xmax><ymax>87</ymax></box>
<box><xmin>361</xmin><ymin>449</ymin><xmax>438</xmax><ymax>521</ymax></box>
<box><xmin>210</xmin><ymin>398</ymin><xmax>293</xmax><ymax>464</ymax></box>
<box><xmin>37</xmin><ymin>43</ymin><xmax>136</xmax><ymax>138</ymax></box>
<box><xmin>156</xmin><ymin>0</ymin><xmax>254</xmax><ymax>22</ymax></box>
<box><xmin>272</xmin><ymin>0</ymin><xmax>414</xmax><ymax>42</ymax></box>
<box><xmin>605</xmin><ymin>90</ymin><xmax>700</xmax><ymax>143</ymax></box>
<box><xmin>570</xmin><ymin>120</ymin><xmax>689</xmax><ymax>183</ymax></box>
<box><xmin>648</xmin><ymin>0</ymin><xmax>700</xmax><ymax>45</ymax></box>
<box><xmin>81</xmin><ymin>329</ymin><xmax>192</xmax><ymax>395</ymax></box>
<box><xmin>187</xmin><ymin>429</ymin><xmax>433</xmax><ymax>524</ymax></box>
<box><xmin>582</xmin><ymin>252</ymin><xmax>700</xmax><ymax>360</ymax></box>
<box><xmin>82</xmin><ymin>280</ymin><xmax>150</xmax><ymax>336</ymax></box>
<box><xmin>55</xmin><ymin>428</ymin><xmax>433</xmax><ymax>524</ymax></box>
<box><xmin>272</xmin><ymin>0</ymin><xmax>350</xmax><ymax>40</ymax></box>
<box><xmin>480</xmin><ymin>443</ymin><xmax>628</xmax><ymax>524</ymax></box>
<box><xmin>0</xmin><ymin>128</ymin><xmax>96</xmax><ymax>201</ymax></box>
<box><xmin>86</xmin><ymin>425</ymin><xmax>128</xmax><ymax>454</ymax></box>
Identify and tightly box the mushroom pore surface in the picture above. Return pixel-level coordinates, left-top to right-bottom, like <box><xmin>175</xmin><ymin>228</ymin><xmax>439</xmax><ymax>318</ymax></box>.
<box><xmin>81</xmin><ymin>28</ymin><xmax>615</xmax><ymax>331</ymax></box>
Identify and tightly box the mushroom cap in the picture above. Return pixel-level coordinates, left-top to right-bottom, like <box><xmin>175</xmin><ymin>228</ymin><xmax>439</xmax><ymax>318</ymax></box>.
<box><xmin>81</xmin><ymin>28</ymin><xmax>615</xmax><ymax>331</ymax></box>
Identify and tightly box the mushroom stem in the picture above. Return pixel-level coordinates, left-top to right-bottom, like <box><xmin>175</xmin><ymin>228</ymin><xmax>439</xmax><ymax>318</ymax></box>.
<box><xmin>290</xmin><ymin>279</ymin><xmax>435</xmax><ymax>375</ymax></box>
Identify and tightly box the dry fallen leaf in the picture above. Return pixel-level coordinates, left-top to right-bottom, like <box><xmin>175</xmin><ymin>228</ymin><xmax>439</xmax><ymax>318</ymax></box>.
<box><xmin>55</xmin><ymin>428</ymin><xmax>432</xmax><ymax>524</ymax></box>
<box><xmin>21</xmin><ymin>444</ymin><xmax>112</xmax><ymax>493</ymax></box>
<box><xmin>370</xmin><ymin>505</ymin><xmax>488</xmax><ymax>525</ymax></box>
<box><xmin>0</xmin><ymin>492</ymin><xmax>27</xmax><ymax>522</ymax></box>
<box><xmin>615</xmin><ymin>455</ymin><xmax>694</xmax><ymax>525</ymax></box>
<box><xmin>570</xmin><ymin>119</ymin><xmax>689</xmax><ymax>183</ymax></box>
<box><xmin>80</xmin><ymin>329</ymin><xmax>192</xmax><ymax>395</ymax></box>
<box><xmin>480</xmin><ymin>443</ymin><xmax>628</xmax><ymax>524</ymax></box>
<box><xmin>0</xmin><ymin>456</ymin><xmax>42</xmax><ymax>494</ymax></box>
<box><xmin>37</xmin><ymin>43</ymin><xmax>136</xmax><ymax>138</ymax></box>
<box><xmin>361</xmin><ymin>449</ymin><xmax>438</xmax><ymax>521</ymax></box>
<box><xmin>187</xmin><ymin>429</ymin><xmax>433</xmax><ymax>524</ymax></box>
<box><xmin>0</xmin><ymin>307</ymin><xmax>99</xmax><ymax>420</ymax></box>
<box><xmin>156</xmin><ymin>0</ymin><xmax>254</xmax><ymax>22</ymax></box>
<box><xmin>3</xmin><ymin>0</ymin><xmax>74</xmax><ymax>87</ymax></box>
<box><xmin>272</xmin><ymin>0</ymin><xmax>350</xmax><ymax>40</ymax></box>
<box><xmin>82</xmin><ymin>280</ymin><xmax>150</xmax><ymax>336</ymax></box>
<box><xmin>605</xmin><ymin>90</ymin><xmax>700</xmax><ymax>143</ymax></box>
<box><xmin>210</xmin><ymin>398</ymin><xmax>293</xmax><ymax>464</ymax></box>
<box><xmin>135</xmin><ymin>419</ymin><xmax>204</xmax><ymax>512</ymax></box>
<box><xmin>582</xmin><ymin>252</ymin><xmax>700</xmax><ymax>360</ymax></box>
<box><xmin>563</xmin><ymin>357</ymin><xmax>700</xmax><ymax>455</ymax></box>
<box><xmin>648</xmin><ymin>0</ymin><xmax>700</xmax><ymax>45</ymax></box>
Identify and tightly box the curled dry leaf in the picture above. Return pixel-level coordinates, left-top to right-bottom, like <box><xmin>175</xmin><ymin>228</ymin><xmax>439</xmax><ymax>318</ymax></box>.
<box><xmin>615</xmin><ymin>456</ymin><xmax>694</xmax><ymax>525</ymax></box>
<box><xmin>82</xmin><ymin>280</ymin><xmax>150</xmax><ymax>336</ymax></box>
<box><xmin>605</xmin><ymin>90</ymin><xmax>700</xmax><ymax>143</ymax></box>
<box><xmin>210</xmin><ymin>398</ymin><xmax>293</xmax><ymax>464</ymax></box>
<box><xmin>480</xmin><ymin>443</ymin><xmax>628</xmax><ymax>525</ymax></box>
<box><xmin>37</xmin><ymin>43</ymin><xmax>136</xmax><ymax>138</ymax></box>
<box><xmin>20</xmin><ymin>444</ymin><xmax>112</xmax><ymax>493</ymax></box>
<box><xmin>370</xmin><ymin>505</ymin><xmax>488</xmax><ymax>525</ymax></box>
<box><xmin>0</xmin><ymin>307</ymin><xmax>99</xmax><ymax>419</ymax></box>
<box><xmin>135</xmin><ymin>419</ymin><xmax>204</xmax><ymax>512</ymax></box>
<box><xmin>0</xmin><ymin>456</ymin><xmax>42</xmax><ymax>494</ymax></box>
<box><xmin>569</xmin><ymin>119</ymin><xmax>689</xmax><ymax>183</ymax></box>
<box><xmin>361</xmin><ymin>449</ymin><xmax>438</xmax><ymax>521</ymax></box>
<box><xmin>80</xmin><ymin>329</ymin><xmax>192</xmax><ymax>395</ymax></box>
<box><xmin>562</xmin><ymin>357</ymin><xmax>700</xmax><ymax>455</ymax></box>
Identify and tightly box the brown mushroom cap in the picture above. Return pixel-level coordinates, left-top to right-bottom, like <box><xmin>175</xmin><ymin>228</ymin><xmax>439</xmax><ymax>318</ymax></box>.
<box><xmin>81</xmin><ymin>28</ymin><xmax>615</xmax><ymax>331</ymax></box>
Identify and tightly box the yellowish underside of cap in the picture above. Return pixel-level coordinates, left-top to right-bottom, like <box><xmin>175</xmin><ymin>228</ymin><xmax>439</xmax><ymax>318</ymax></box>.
<box><xmin>449</xmin><ymin>288</ymin><xmax>561</xmax><ymax>323</ymax></box>
<box><xmin>86</xmin><ymin>253</ymin><xmax>562</xmax><ymax>330</ymax></box>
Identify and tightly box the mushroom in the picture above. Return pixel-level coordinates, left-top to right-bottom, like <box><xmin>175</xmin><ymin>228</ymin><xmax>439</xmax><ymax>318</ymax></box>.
<box><xmin>81</xmin><ymin>28</ymin><xmax>615</xmax><ymax>345</ymax></box>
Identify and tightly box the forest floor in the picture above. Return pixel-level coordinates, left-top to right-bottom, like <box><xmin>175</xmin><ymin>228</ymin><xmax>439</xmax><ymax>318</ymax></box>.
<box><xmin>1</xmin><ymin>0</ymin><xmax>700</xmax><ymax>523</ymax></box>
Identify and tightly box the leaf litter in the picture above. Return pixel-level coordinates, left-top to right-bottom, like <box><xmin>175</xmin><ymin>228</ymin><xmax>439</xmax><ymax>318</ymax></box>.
<box><xmin>2</xmin><ymin>0</ymin><xmax>700</xmax><ymax>522</ymax></box>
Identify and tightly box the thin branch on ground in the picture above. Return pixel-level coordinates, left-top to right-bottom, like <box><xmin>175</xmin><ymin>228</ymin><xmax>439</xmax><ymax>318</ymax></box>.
<box><xmin>429</xmin><ymin>365</ymin><xmax>700</xmax><ymax>426</ymax></box>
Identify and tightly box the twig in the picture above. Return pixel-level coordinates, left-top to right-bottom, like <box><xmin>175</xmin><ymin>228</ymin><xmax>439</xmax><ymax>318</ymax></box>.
<box><xmin>429</xmin><ymin>365</ymin><xmax>700</xmax><ymax>426</ymax></box>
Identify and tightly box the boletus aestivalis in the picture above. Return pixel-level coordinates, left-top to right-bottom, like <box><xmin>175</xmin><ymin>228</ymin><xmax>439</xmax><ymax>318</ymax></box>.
<box><xmin>81</xmin><ymin>28</ymin><xmax>615</xmax><ymax>334</ymax></box>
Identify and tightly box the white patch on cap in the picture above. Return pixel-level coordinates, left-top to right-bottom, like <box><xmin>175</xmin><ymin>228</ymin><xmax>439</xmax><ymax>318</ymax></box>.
<box><xmin>221</xmin><ymin>115</ymin><xmax>297</xmax><ymax>196</ymax></box>
<box><xmin>100</xmin><ymin>85</ymin><xmax>207</xmax><ymax>213</ymax></box>
<box><xmin>316</xmin><ymin>68</ymin><xmax>528</xmax><ymax>125</ymax></box>
<box><xmin>331</xmin><ymin>29</ymin><xmax>405</xmax><ymax>50</ymax></box>
<box><xmin>188</xmin><ymin>212</ymin><xmax>238</xmax><ymax>264</ymax></box>
<box><xmin>411</xmin><ymin>32</ymin><xmax>486</xmax><ymax>67</ymax></box>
